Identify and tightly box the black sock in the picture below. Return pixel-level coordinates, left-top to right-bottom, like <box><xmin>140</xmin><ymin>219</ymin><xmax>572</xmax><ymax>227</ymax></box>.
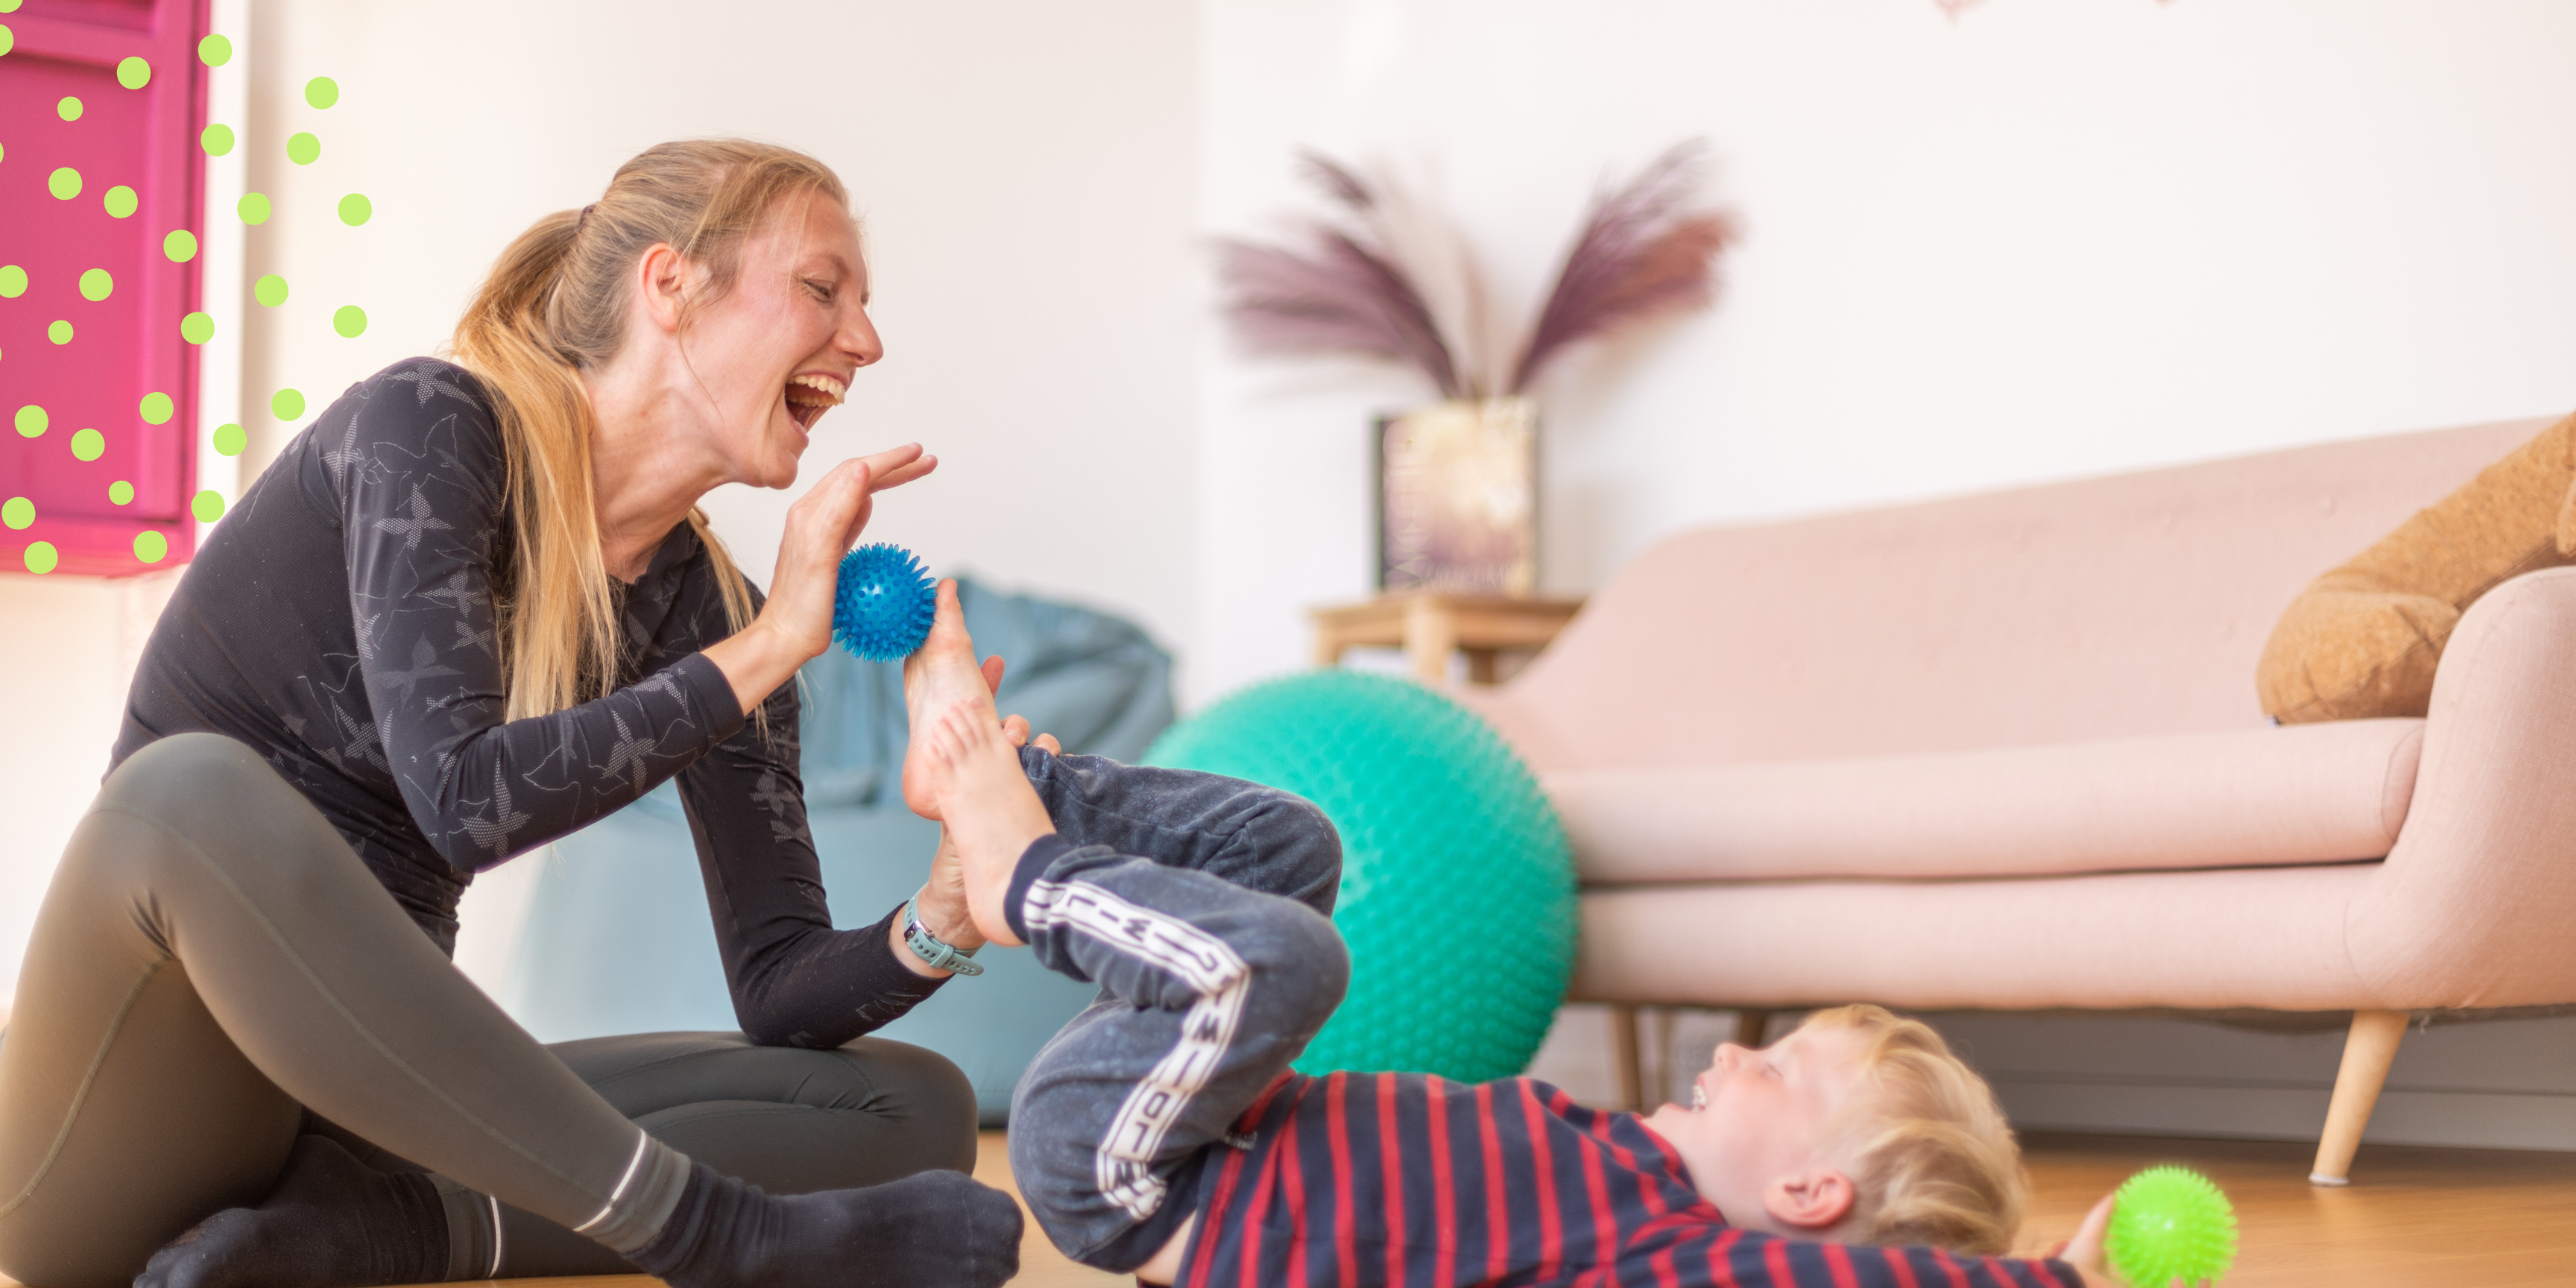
<box><xmin>136</xmin><ymin>1133</ymin><xmax>449</xmax><ymax>1288</ymax></box>
<box><xmin>628</xmin><ymin>1161</ymin><xmax>1023</xmax><ymax>1288</ymax></box>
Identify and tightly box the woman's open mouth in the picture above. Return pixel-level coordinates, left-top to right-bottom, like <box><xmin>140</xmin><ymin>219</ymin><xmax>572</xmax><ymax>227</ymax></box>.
<box><xmin>784</xmin><ymin>372</ymin><xmax>847</xmax><ymax>431</ymax></box>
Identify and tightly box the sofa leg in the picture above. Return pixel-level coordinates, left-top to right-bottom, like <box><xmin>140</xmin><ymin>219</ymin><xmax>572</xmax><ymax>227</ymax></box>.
<box><xmin>1610</xmin><ymin>1004</ymin><xmax>1645</xmax><ymax>1111</ymax></box>
<box><xmin>2311</xmin><ymin>1009</ymin><xmax>2408</xmax><ymax>1186</ymax></box>
<box><xmin>1734</xmin><ymin>1008</ymin><xmax>1772</xmax><ymax>1048</ymax></box>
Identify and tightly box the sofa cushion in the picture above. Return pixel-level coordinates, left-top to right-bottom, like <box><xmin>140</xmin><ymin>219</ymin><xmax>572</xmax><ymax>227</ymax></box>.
<box><xmin>1544</xmin><ymin>718</ymin><xmax>2422</xmax><ymax>883</ymax></box>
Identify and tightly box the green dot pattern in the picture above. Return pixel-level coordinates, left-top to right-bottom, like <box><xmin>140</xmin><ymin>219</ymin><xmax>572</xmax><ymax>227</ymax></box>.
<box><xmin>164</xmin><ymin>229</ymin><xmax>198</xmax><ymax>262</ymax></box>
<box><xmin>1145</xmin><ymin>671</ymin><xmax>1576</xmax><ymax>1082</ymax></box>
<box><xmin>16</xmin><ymin>405</ymin><xmax>46</xmax><ymax>438</ymax></box>
<box><xmin>304</xmin><ymin>76</ymin><xmax>338</xmax><ymax>109</ymax></box>
<box><xmin>134</xmin><ymin>530</ymin><xmax>168</xmax><ymax>564</ymax></box>
<box><xmin>46</xmin><ymin>321</ymin><xmax>70</xmax><ymax>344</ymax></box>
<box><xmin>201</xmin><ymin>124</ymin><xmax>235</xmax><ymax>157</ymax></box>
<box><xmin>271</xmin><ymin>388</ymin><xmax>306</xmax><ymax>420</ymax></box>
<box><xmin>23</xmin><ymin>543</ymin><xmax>58</xmax><ymax>575</ymax></box>
<box><xmin>333</xmin><ymin>305</ymin><xmax>367</xmax><ymax>338</ymax></box>
<box><xmin>254</xmin><ymin>274</ymin><xmax>288</xmax><ymax>306</ymax></box>
<box><xmin>198</xmin><ymin>34</ymin><xmax>230</xmax><ymax>66</ymax></box>
<box><xmin>0</xmin><ymin>24</ymin><xmax>13</xmax><ymax>57</ymax></box>
<box><xmin>70</xmin><ymin>428</ymin><xmax>104</xmax><ymax>461</ymax></box>
<box><xmin>338</xmin><ymin>193</ymin><xmax>372</xmax><ymax>226</ymax></box>
<box><xmin>48</xmin><ymin>168</ymin><xmax>81</xmax><ymax>200</ymax></box>
<box><xmin>108</xmin><ymin>480</ymin><xmax>135</xmax><ymax>505</ymax></box>
<box><xmin>0</xmin><ymin>266</ymin><xmax>22</xmax><ymax>297</ymax></box>
<box><xmin>212</xmin><ymin>423</ymin><xmax>246</xmax><ymax>456</ymax></box>
<box><xmin>287</xmin><ymin>132</ymin><xmax>320</xmax><ymax>165</ymax></box>
<box><xmin>192</xmin><ymin>490</ymin><xmax>226</xmax><ymax>523</ymax></box>
<box><xmin>0</xmin><ymin>2</ymin><xmax>19</xmax><ymax>13</ymax></box>
<box><xmin>237</xmin><ymin>192</ymin><xmax>270</xmax><ymax>224</ymax></box>
<box><xmin>1</xmin><ymin>497</ymin><xmax>31</xmax><ymax>529</ymax></box>
<box><xmin>57</xmin><ymin>96</ymin><xmax>82</xmax><ymax>122</ymax></box>
<box><xmin>78</xmin><ymin>269</ymin><xmax>113</xmax><ymax>302</ymax></box>
<box><xmin>139</xmin><ymin>392</ymin><xmax>174</xmax><ymax>424</ymax></box>
<box><xmin>104</xmin><ymin>185</ymin><xmax>137</xmax><ymax>218</ymax></box>
<box><xmin>116</xmin><ymin>56</ymin><xmax>150</xmax><ymax>89</ymax></box>
<box><xmin>181</xmin><ymin>312</ymin><xmax>215</xmax><ymax>344</ymax></box>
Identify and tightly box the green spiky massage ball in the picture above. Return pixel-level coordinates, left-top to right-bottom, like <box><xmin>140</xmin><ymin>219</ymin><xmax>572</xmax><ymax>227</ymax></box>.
<box><xmin>2107</xmin><ymin>1166</ymin><xmax>2238</xmax><ymax>1287</ymax></box>
<box><xmin>1144</xmin><ymin>670</ymin><xmax>1575</xmax><ymax>1082</ymax></box>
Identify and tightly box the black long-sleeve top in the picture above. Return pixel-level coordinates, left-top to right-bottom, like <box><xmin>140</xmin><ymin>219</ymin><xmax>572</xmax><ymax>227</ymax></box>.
<box><xmin>111</xmin><ymin>356</ymin><xmax>942</xmax><ymax>1047</ymax></box>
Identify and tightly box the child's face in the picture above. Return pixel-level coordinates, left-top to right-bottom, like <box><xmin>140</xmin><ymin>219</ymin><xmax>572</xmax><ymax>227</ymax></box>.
<box><xmin>1640</xmin><ymin>1023</ymin><xmax>1874</xmax><ymax>1236</ymax></box>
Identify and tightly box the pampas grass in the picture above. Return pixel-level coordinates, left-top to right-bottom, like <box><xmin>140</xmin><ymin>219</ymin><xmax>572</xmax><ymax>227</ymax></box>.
<box><xmin>1215</xmin><ymin>142</ymin><xmax>1735</xmax><ymax>400</ymax></box>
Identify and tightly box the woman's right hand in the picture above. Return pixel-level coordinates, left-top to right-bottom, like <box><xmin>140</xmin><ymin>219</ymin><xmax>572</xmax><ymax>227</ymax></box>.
<box><xmin>705</xmin><ymin>443</ymin><xmax>937</xmax><ymax>713</ymax></box>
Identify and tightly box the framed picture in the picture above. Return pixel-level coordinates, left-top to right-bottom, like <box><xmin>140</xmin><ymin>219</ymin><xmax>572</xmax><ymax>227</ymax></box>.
<box><xmin>1375</xmin><ymin>397</ymin><xmax>1538</xmax><ymax>596</ymax></box>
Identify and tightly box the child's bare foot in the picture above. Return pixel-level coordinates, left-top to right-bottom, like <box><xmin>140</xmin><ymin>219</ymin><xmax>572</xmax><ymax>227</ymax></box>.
<box><xmin>902</xmin><ymin>580</ymin><xmax>1003</xmax><ymax>820</ymax></box>
<box><xmin>914</xmin><ymin>701</ymin><xmax>1055</xmax><ymax>946</ymax></box>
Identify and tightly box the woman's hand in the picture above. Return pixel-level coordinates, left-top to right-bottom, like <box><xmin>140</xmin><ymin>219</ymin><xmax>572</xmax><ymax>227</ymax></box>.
<box><xmin>2050</xmin><ymin>1192</ymin><xmax>2212</xmax><ymax>1288</ymax></box>
<box><xmin>704</xmin><ymin>443</ymin><xmax>936</xmax><ymax>713</ymax></box>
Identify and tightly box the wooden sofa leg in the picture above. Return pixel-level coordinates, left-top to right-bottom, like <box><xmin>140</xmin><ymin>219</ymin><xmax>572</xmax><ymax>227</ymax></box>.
<box><xmin>2311</xmin><ymin>1009</ymin><xmax>2408</xmax><ymax>1186</ymax></box>
<box><xmin>1734</xmin><ymin>1008</ymin><xmax>1772</xmax><ymax>1048</ymax></box>
<box><xmin>1611</xmin><ymin>1005</ymin><xmax>1645</xmax><ymax>1111</ymax></box>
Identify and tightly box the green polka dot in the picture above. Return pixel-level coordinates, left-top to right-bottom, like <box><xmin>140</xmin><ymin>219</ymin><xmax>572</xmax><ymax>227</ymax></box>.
<box><xmin>0</xmin><ymin>265</ymin><xmax>22</xmax><ymax>297</ymax></box>
<box><xmin>23</xmin><ymin>542</ymin><xmax>58</xmax><ymax>575</ymax></box>
<box><xmin>108</xmin><ymin>480</ymin><xmax>134</xmax><ymax>505</ymax></box>
<box><xmin>116</xmin><ymin>56</ymin><xmax>150</xmax><ymax>89</ymax></box>
<box><xmin>78</xmin><ymin>268</ymin><xmax>112</xmax><ymax>301</ymax></box>
<box><xmin>212</xmin><ymin>423</ymin><xmax>246</xmax><ymax>456</ymax></box>
<box><xmin>254</xmin><ymin>274</ymin><xmax>288</xmax><ymax>306</ymax></box>
<box><xmin>48</xmin><ymin>167</ymin><xmax>80</xmax><ymax>200</ymax></box>
<box><xmin>70</xmin><ymin>428</ymin><xmax>104</xmax><ymax>461</ymax></box>
<box><xmin>201</xmin><ymin>124</ymin><xmax>235</xmax><ymax>157</ymax></box>
<box><xmin>304</xmin><ymin>76</ymin><xmax>338</xmax><ymax>109</ymax></box>
<box><xmin>103</xmin><ymin>184</ymin><xmax>137</xmax><ymax>218</ymax></box>
<box><xmin>46</xmin><ymin>320</ymin><xmax>70</xmax><ymax>344</ymax></box>
<box><xmin>332</xmin><ymin>305</ymin><xmax>367</xmax><ymax>338</ymax></box>
<box><xmin>0</xmin><ymin>2</ymin><xmax>18</xmax><ymax>13</ymax></box>
<box><xmin>164</xmin><ymin>229</ymin><xmax>198</xmax><ymax>262</ymax></box>
<box><xmin>1</xmin><ymin>496</ymin><xmax>31</xmax><ymax>529</ymax></box>
<box><xmin>199</xmin><ymin>34</ymin><xmax>231</xmax><ymax>66</ymax></box>
<box><xmin>0</xmin><ymin>24</ymin><xmax>13</xmax><ymax>57</ymax></box>
<box><xmin>287</xmin><ymin>132</ymin><xmax>319</xmax><ymax>165</ymax></box>
<box><xmin>139</xmin><ymin>391</ymin><xmax>174</xmax><ymax>424</ymax></box>
<box><xmin>338</xmin><ymin>192</ymin><xmax>372</xmax><ymax>226</ymax></box>
<box><xmin>192</xmin><ymin>489</ymin><xmax>226</xmax><ymax>523</ymax></box>
<box><xmin>237</xmin><ymin>192</ymin><xmax>269</xmax><ymax>224</ymax></box>
<box><xmin>271</xmin><ymin>388</ymin><xmax>306</xmax><ymax>420</ymax></box>
<box><xmin>57</xmin><ymin>96</ymin><xmax>82</xmax><ymax>121</ymax></box>
<box><xmin>181</xmin><ymin>312</ymin><xmax>215</xmax><ymax>344</ymax></box>
<box><xmin>134</xmin><ymin>529</ymin><xmax>168</xmax><ymax>564</ymax></box>
<box><xmin>15</xmin><ymin>405</ymin><xmax>45</xmax><ymax>438</ymax></box>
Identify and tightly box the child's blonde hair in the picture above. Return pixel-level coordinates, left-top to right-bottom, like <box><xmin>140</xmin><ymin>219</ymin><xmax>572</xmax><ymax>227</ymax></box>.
<box><xmin>1796</xmin><ymin>1005</ymin><xmax>2025</xmax><ymax>1255</ymax></box>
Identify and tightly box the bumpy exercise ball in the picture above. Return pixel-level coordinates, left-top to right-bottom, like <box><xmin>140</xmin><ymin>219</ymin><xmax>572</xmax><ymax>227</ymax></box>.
<box><xmin>2108</xmin><ymin>1165</ymin><xmax>2238</xmax><ymax>1288</ymax></box>
<box><xmin>833</xmin><ymin>543</ymin><xmax>935</xmax><ymax>661</ymax></box>
<box><xmin>1145</xmin><ymin>670</ymin><xmax>1574</xmax><ymax>1082</ymax></box>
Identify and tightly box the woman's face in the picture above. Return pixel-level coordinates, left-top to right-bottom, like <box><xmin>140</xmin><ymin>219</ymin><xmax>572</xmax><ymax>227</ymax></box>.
<box><xmin>679</xmin><ymin>188</ymin><xmax>883</xmax><ymax>488</ymax></box>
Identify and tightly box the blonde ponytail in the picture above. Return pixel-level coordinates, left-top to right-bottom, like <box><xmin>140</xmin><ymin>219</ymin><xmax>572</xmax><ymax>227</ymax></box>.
<box><xmin>448</xmin><ymin>139</ymin><xmax>849</xmax><ymax>725</ymax></box>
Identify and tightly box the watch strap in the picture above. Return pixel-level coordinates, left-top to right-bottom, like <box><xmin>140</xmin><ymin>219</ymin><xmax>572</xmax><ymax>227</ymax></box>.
<box><xmin>902</xmin><ymin>894</ymin><xmax>984</xmax><ymax>976</ymax></box>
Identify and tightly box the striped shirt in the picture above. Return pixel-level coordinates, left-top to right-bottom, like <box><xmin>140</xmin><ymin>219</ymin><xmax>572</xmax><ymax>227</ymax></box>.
<box><xmin>1176</xmin><ymin>1073</ymin><xmax>2080</xmax><ymax>1288</ymax></box>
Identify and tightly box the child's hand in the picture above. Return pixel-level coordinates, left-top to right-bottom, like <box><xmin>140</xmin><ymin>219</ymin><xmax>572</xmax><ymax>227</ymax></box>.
<box><xmin>2049</xmin><ymin>1192</ymin><xmax>2212</xmax><ymax>1288</ymax></box>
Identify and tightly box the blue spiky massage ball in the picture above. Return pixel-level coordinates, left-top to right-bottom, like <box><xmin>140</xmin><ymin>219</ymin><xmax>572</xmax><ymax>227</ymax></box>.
<box><xmin>2107</xmin><ymin>1165</ymin><xmax>2238</xmax><ymax>1288</ymax></box>
<box><xmin>832</xmin><ymin>543</ymin><xmax>936</xmax><ymax>661</ymax></box>
<box><xmin>1144</xmin><ymin>670</ymin><xmax>1575</xmax><ymax>1082</ymax></box>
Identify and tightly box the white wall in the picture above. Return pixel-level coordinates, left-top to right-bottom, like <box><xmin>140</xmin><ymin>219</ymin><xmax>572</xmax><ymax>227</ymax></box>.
<box><xmin>1194</xmin><ymin>0</ymin><xmax>2576</xmax><ymax>702</ymax></box>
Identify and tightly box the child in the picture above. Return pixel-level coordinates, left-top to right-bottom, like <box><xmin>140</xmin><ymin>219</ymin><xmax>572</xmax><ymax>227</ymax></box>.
<box><xmin>898</xmin><ymin>582</ymin><xmax>2093</xmax><ymax>1288</ymax></box>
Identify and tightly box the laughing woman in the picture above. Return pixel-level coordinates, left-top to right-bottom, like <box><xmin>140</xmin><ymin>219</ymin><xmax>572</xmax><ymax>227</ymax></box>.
<box><xmin>0</xmin><ymin>141</ymin><xmax>1024</xmax><ymax>1288</ymax></box>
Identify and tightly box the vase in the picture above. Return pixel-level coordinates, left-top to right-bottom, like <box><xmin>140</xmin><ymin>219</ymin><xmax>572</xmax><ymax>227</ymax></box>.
<box><xmin>1374</xmin><ymin>397</ymin><xmax>1538</xmax><ymax>596</ymax></box>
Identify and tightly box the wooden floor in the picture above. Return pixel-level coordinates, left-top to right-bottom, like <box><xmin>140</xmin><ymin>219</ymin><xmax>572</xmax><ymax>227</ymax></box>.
<box><xmin>8</xmin><ymin>1131</ymin><xmax>2572</xmax><ymax>1287</ymax></box>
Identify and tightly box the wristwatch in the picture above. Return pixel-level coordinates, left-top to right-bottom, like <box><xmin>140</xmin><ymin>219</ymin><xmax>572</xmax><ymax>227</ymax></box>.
<box><xmin>901</xmin><ymin>894</ymin><xmax>984</xmax><ymax>976</ymax></box>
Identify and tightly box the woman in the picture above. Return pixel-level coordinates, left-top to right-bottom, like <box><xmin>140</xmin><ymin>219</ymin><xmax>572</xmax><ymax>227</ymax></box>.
<box><xmin>0</xmin><ymin>141</ymin><xmax>1029</xmax><ymax>1288</ymax></box>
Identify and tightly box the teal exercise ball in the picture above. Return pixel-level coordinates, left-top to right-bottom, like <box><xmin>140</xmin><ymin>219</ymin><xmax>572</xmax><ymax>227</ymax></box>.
<box><xmin>1144</xmin><ymin>669</ymin><xmax>1575</xmax><ymax>1082</ymax></box>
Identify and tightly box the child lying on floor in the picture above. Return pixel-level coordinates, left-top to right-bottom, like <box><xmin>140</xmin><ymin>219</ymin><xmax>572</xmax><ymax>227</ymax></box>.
<box><xmin>898</xmin><ymin>580</ymin><xmax>2111</xmax><ymax>1288</ymax></box>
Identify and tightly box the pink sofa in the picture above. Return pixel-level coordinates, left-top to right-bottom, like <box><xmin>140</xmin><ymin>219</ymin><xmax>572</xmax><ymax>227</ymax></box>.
<box><xmin>1457</xmin><ymin>417</ymin><xmax>2576</xmax><ymax>1184</ymax></box>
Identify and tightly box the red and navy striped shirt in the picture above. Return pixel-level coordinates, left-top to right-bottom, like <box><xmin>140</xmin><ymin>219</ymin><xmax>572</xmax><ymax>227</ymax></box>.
<box><xmin>1174</xmin><ymin>1073</ymin><xmax>2080</xmax><ymax>1288</ymax></box>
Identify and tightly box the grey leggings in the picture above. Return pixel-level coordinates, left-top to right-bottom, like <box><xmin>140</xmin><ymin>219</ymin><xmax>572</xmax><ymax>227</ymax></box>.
<box><xmin>0</xmin><ymin>733</ymin><xmax>975</xmax><ymax>1288</ymax></box>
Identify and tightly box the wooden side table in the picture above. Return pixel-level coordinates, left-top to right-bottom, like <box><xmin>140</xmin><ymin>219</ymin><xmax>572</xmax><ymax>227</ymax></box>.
<box><xmin>1310</xmin><ymin>591</ymin><xmax>1586</xmax><ymax>685</ymax></box>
